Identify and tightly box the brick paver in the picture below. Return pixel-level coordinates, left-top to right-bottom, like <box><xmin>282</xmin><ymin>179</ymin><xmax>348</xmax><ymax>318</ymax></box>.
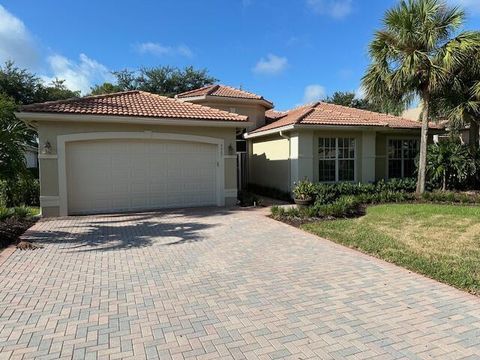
<box><xmin>1</xmin><ymin>208</ymin><xmax>479</xmax><ymax>359</ymax></box>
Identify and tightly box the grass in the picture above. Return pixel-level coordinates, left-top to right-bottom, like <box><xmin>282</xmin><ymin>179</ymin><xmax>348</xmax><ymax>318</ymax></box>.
<box><xmin>301</xmin><ymin>204</ymin><xmax>480</xmax><ymax>295</ymax></box>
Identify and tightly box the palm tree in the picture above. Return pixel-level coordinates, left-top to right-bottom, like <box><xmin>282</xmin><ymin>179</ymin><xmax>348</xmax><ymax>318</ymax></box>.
<box><xmin>0</xmin><ymin>93</ymin><xmax>32</xmax><ymax>180</ymax></box>
<box><xmin>430</xmin><ymin>50</ymin><xmax>480</xmax><ymax>151</ymax></box>
<box><xmin>362</xmin><ymin>0</ymin><xmax>480</xmax><ymax>194</ymax></box>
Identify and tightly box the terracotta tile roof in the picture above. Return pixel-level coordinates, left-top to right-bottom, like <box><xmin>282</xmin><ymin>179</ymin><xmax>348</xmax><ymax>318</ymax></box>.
<box><xmin>20</xmin><ymin>90</ymin><xmax>248</xmax><ymax>122</ymax></box>
<box><xmin>176</xmin><ymin>85</ymin><xmax>273</xmax><ymax>107</ymax></box>
<box><xmin>250</xmin><ymin>102</ymin><xmax>444</xmax><ymax>134</ymax></box>
<box><xmin>265</xmin><ymin>109</ymin><xmax>287</xmax><ymax>123</ymax></box>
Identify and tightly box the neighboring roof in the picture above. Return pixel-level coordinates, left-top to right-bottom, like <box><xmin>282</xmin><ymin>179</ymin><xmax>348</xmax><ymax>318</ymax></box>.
<box><xmin>265</xmin><ymin>109</ymin><xmax>287</xmax><ymax>123</ymax></box>
<box><xmin>20</xmin><ymin>90</ymin><xmax>248</xmax><ymax>122</ymax></box>
<box><xmin>176</xmin><ymin>85</ymin><xmax>273</xmax><ymax>108</ymax></box>
<box><xmin>402</xmin><ymin>106</ymin><xmax>422</xmax><ymax>121</ymax></box>
<box><xmin>249</xmin><ymin>102</ymin><xmax>444</xmax><ymax>135</ymax></box>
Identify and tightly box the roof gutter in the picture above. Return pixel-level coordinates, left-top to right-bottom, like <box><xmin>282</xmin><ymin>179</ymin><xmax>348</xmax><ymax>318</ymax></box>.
<box><xmin>244</xmin><ymin>125</ymin><xmax>295</xmax><ymax>139</ymax></box>
<box><xmin>244</xmin><ymin>123</ymin><xmax>443</xmax><ymax>139</ymax></box>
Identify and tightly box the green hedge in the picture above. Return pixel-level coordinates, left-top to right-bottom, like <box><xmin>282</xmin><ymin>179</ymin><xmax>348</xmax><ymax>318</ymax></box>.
<box><xmin>422</xmin><ymin>191</ymin><xmax>480</xmax><ymax>204</ymax></box>
<box><xmin>311</xmin><ymin>178</ymin><xmax>416</xmax><ymax>206</ymax></box>
<box><xmin>0</xmin><ymin>176</ymin><xmax>40</xmax><ymax>208</ymax></box>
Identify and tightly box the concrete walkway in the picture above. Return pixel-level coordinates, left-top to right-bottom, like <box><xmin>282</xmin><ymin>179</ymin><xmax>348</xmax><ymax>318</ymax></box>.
<box><xmin>0</xmin><ymin>208</ymin><xmax>479</xmax><ymax>359</ymax></box>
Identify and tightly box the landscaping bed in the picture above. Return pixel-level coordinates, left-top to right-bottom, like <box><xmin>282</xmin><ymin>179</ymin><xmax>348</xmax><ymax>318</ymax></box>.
<box><xmin>0</xmin><ymin>207</ymin><xmax>39</xmax><ymax>250</ymax></box>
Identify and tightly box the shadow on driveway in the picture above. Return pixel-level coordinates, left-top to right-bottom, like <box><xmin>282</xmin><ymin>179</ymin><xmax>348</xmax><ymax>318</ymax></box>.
<box><xmin>23</xmin><ymin>207</ymin><xmax>236</xmax><ymax>252</ymax></box>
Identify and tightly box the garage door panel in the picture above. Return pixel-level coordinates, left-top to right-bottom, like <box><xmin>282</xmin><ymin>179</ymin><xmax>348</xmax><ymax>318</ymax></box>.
<box><xmin>66</xmin><ymin>139</ymin><xmax>218</xmax><ymax>215</ymax></box>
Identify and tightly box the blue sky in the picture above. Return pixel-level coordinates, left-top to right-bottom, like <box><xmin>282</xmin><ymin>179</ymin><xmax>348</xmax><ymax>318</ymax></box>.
<box><xmin>1</xmin><ymin>0</ymin><xmax>479</xmax><ymax>110</ymax></box>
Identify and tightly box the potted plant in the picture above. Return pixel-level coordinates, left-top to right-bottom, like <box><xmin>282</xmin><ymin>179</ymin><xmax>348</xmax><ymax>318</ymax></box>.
<box><xmin>293</xmin><ymin>179</ymin><xmax>315</xmax><ymax>206</ymax></box>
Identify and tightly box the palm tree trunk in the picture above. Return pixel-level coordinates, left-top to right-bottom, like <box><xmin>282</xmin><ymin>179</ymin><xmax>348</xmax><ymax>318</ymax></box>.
<box><xmin>416</xmin><ymin>95</ymin><xmax>430</xmax><ymax>194</ymax></box>
<box><xmin>469</xmin><ymin>118</ymin><xmax>479</xmax><ymax>153</ymax></box>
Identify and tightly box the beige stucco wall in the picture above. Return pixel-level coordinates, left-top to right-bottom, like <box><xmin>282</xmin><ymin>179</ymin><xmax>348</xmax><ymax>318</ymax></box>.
<box><xmin>249</xmin><ymin>128</ymin><xmax>425</xmax><ymax>192</ymax></box>
<box><xmin>36</xmin><ymin>120</ymin><xmax>238</xmax><ymax>216</ymax></box>
<box><xmin>249</xmin><ymin>135</ymin><xmax>291</xmax><ymax>192</ymax></box>
<box><xmin>183</xmin><ymin>98</ymin><xmax>267</xmax><ymax>130</ymax></box>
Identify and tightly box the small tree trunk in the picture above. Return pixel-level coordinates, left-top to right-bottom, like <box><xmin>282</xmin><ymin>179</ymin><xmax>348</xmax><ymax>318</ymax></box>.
<box><xmin>442</xmin><ymin>170</ymin><xmax>447</xmax><ymax>191</ymax></box>
<box><xmin>469</xmin><ymin>118</ymin><xmax>479</xmax><ymax>153</ymax></box>
<box><xmin>416</xmin><ymin>94</ymin><xmax>430</xmax><ymax>194</ymax></box>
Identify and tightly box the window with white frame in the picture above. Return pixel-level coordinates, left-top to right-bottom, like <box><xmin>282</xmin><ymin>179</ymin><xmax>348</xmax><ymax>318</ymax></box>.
<box><xmin>388</xmin><ymin>139</ymin><xmax>419</xmax><ymax>178</ymax></box>
<box><xmin>318</xmin><ymin>137</ymin><xmax>356</xmax><ymax>182</ymax></box>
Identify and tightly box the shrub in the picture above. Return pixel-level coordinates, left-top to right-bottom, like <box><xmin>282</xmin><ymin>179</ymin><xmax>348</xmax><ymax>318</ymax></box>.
<box><xmin>311</xmin><ymin>178</ymin><xmax>416</xmax><ymax>206</ymax></box>
<box><xmin>422</xmin><ymin>191</ymin><xmax>480</xmax><ymax>204</ymax></box>
<box><xmin>238</xmin><ymin>191</ymin><xmax>261</xmax><ymax>207</ymax></box>
<box><xmin>0</xmin><ymin>175</ymin><xmax>39</xmax><ymax>207</ymax></box>
<box><xmin>272</xmin><ymin>178</ymin><xmax>418</xmax><ymax>220</ymax></box>
<box><xmin>292</xmin><ymin>179</ymin><xmax>316</xmax><ymax>200</ymax></box>
<box><xmin>427</xmin><ymin>139</ymin><xmax>478</xmax><ymax>190</ymax></box>
<box><xmin>0</xmin><ymin>206</ymin><xmax>37</xmax><ymax>221</ymax></box>
<box><xmin>0</xmin><ymin>180</ymin><xmax>7</xmax><ymax>208</ymax></box>
<box><xmin>315</xmin><ymin>195</ymin><xmax>362</xmax><ymax>218</ymax></box>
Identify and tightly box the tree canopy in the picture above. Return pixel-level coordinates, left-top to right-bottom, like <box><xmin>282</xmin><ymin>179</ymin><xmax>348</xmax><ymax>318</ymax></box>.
<box><xmin>0</xmin><ymin>61</ymin><xmax>80</xmax><ymax>181</ymax></box>
<box><xmin>324</xmin><ymin>91</ymin><xmax>402</xmax><ymax>114</ymax></box>
<box><xmin>90</xmin><ymin>66</ymin><xmax>217</xmax><ymax>97</ymax></box>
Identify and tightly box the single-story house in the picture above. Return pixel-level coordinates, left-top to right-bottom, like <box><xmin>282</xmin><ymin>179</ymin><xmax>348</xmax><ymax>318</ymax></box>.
<box><xmin>16</xmin><ymin>85</ymin><xmax>442</xmax><ymax>217</ymax></box>
<box><xmin>245</xmin><ymin>102</ymin><xmax>442</xmax><ymax>192</ymax></box>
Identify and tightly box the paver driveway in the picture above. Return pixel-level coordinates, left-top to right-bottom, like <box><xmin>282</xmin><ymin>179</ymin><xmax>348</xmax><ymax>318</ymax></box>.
<box><xmin>1</xmin><ymin>208</ymin><xmax>480</xmax><ymax>359</ymax></box>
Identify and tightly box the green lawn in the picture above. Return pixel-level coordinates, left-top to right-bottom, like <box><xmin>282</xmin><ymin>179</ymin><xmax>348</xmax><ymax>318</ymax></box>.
<box><xmin>302</xmin><ymin>204</ymin><xmax>480</xmax><ymax>295</ymax></box>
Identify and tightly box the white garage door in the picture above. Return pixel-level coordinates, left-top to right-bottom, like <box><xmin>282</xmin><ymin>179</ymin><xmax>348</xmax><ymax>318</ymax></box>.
<box><xmin>66</xmin><ymin>139</ymin><xmax>218</xmax><ymax>215</ymax></box>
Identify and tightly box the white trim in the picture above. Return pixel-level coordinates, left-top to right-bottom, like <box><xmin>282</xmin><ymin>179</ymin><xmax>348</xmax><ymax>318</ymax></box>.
<box><xmin>40</xmin><ymin>196</ymin><xmax>59</xmax><ymax>207</ymax></box>
<box><xmin>57</xmin><ymin>132</ymin><xmax>226</xmax><ymax>216</ymax></box>
<box><xmin>176</xmin><ymin>95</ymin><xmax>274</xmax><ymax>109</ymax></box>
<box><xmin>38</xmin><ymin>154</ymin><xmax>58</xmax><ymax>160</ymax></box>
<box><xmin>15</xmin><ymin>112</ymin><xmax>252</xmax><ymax>128</ymax></box>
<box><xmin>244</xmin><ymin>125</ymin><xmax>295</xmax><ymax>139</ymax></box>
<box><xmin>244</xmin><ymin>124</ymin><xmax>427</xmax><ymax>139</ymax></box>
<box><xmin>224</xmin><ymin>189</ymin><xmax>238</xmax><ymax>198</ymax></box>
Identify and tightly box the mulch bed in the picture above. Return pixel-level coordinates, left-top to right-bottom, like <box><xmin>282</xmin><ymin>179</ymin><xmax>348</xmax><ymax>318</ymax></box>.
<box><xmin>0</xmin><ymin>218</ymin><xmax>37</xmax><ymax>250</ymax></box>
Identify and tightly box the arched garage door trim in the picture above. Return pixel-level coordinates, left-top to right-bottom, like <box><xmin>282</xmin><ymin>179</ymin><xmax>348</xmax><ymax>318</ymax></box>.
<box><xmin>57</xmin><ymin>132</ymin><xmax>225</xmax><ymax>216</ymax></box>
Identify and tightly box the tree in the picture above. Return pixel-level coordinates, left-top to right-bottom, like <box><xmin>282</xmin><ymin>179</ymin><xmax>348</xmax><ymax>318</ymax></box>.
<box><xmin>430</xmin><ymin>50</ymin><xmax>480</xmax><ymax>152</ymax></box>
<box><xmin>90</xmin><ymin>66</ymin><xmax>217</xmax><ymax>96</ymax></box>
<box><xmin>324</xmin><ymin>91</ymin><xmax>403</xmax><ymax>114</ymax></box>
<box><xmin>90</xmin><ymin>82</ymin><xmax>123</xmax><ymax>95</ymax></box>
<box><xmin>362</xmin><ymin>0</ymin><xmax>480</xmax><ymax>194</ymax></box>
<box><xmin>0</xmin><ymin>61</ymin><xmax>43</xmax><ymax>105</ymax></box>
<box><xmin>426</xmin><ymin>138</ymin><xmax>477</xmax><ymax>190</ymax></box>
<box><xmin>0</xmin><ymin>93</ymin><xmax>31</xmax><ymax>179</ymax></box>
<box><xmin>40</xmin><ymin>79</ymin><xmax>80</xmax><ymax>102</ymax></box>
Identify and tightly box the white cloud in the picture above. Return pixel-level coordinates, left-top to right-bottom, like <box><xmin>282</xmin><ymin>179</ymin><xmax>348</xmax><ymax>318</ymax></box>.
<box><xmin>42</xmin><ymin>53</ymin><xmax>113</xmax><ymax>94</ymax></box>
<box><xmin>303</xmin><ymin>84</ymin><xmax>326</xmax><ymax>103</ymax></box>
<box><xmin>253</xmin><ymin>54</ymin><xmax>288</xmax><ymax>75</ymax></box>
<box><xmin>0</xmin><ymin>5</ymin><xmax>39</xmax><ymax>68</ymax></box>
<box><xmin>355</xmin><ymin>86</ymin><xmax>365</xmax><ymax>100</ymax></box>
<box><xmin>448</xmin><ymin>0</ymin><xmax>480</xmax><ymax>15</ymax></box>
<box><xmin>306</xmin><ymin>0</ymin><xmax>353</xmax><ymax>19</ymax></box>
<box><xmin>135</xmin><ymin>42</ymin><xmax>193</xmax><ymax>58</ymax></box>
